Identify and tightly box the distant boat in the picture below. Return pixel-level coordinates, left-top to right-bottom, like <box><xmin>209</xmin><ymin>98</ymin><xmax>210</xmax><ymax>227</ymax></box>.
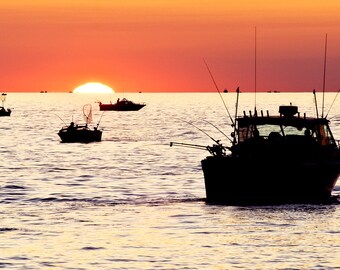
<box><xmin>0</xmin><ymin>93</ymin><xmax>11</xmax><ymax>116</ymax></box>
<box><xmin>171</xmin><ymin>91</ymin><xmax>340</xmax><ymax>205</ymax></box>
<box><xmin>58</xmin><ymin>104</ymin><xmax>103</xmax><ymax>143</ymax></box>
<box><xmin>98</xmin><ymin>98</ymin><xmax>146</xmax><ymax>111</ymax></box>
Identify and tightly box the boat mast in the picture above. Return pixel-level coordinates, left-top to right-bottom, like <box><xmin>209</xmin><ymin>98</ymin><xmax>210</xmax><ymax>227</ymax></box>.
<box><xmin>322</xmin><ymin>33</ymin><xmax>327</xmax><ymax>118</ymax></box>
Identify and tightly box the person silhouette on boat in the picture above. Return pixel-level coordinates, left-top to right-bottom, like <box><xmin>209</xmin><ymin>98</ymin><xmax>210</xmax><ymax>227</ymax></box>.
<box><xmin>253</xmin><ymin>127</ymin><xmax>260</xmax><ymax>138</ymax></box>
<box><xmin>304</xmin><ymin>128</ymin><xmax>311</xmax><ymax>137</ymax></box>
<box><xmin>67</xmin><ymin>122</ymin><xmax>76</xmax><ymax>132</ymax></box>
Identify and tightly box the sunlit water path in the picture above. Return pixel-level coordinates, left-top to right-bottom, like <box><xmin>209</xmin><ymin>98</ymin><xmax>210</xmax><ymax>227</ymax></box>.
<box><xmin>1</xmin><ymin>93</ymin><xmax>339</xmax><ymax>269</ymax></box>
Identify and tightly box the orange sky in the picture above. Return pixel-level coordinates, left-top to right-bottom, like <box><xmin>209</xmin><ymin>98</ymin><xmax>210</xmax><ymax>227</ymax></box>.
<box><xmin>1</xmin><ymin>1</ymin><xmax>340</xmax><ymax>92</ymax></box>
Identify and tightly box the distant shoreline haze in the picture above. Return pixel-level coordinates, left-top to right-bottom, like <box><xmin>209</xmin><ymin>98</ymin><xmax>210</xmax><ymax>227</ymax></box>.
<box><xmin>2</xmin><ymin>90</ymin><xmax>339</xmax><ymax>93</ymax></box>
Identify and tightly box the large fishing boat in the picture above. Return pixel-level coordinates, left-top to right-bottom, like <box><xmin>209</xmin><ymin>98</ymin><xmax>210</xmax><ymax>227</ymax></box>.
<box><xmin>98</xmin><ymin>98</ymin><xmax>145</xmax><ymax>111</ymax></box>
<box><xmin>0</xmin><ymin>93</ymin><xmax>11</xmax><ymax>116</ymax></box>
<box><xmin>58</xmin><ymin>104</ymin><xmax>103</xmax><ymax>143</ymax></box>
<box><xmin>171</xmin><ymin>33</ymin><xmax>339</xmax><ymax>204</ymax></box>
<box><xmin>171</xmin><ymin>91</ymin><xmax>340</xmax><ymax>205</ymax></box>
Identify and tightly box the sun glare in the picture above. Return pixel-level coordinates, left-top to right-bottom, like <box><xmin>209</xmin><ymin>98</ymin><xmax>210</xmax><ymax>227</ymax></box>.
<box><xmin>73</xmin><ymin>82</ymin><xmax>114</xmax><ymax>93</ymax></box>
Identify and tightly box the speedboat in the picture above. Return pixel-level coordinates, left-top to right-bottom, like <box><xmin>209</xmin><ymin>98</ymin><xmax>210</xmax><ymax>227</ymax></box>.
<box><xmin>98</xmin><ymin>98</ymin><xmax>145</xmax><ymax>111</ymax></box>
<box><xmin>171</xmin><ymin>92</ymin><xmax>340</xmax><ymax>205</ymax></box>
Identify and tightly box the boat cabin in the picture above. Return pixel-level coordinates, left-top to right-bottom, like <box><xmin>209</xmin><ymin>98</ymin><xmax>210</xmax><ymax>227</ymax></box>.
<box><xmin>232</xmin><ymin>105</ymin><xmax>338</xmax><ymax>160</ymax></box>
<box><xmin>235</xmin><ymin>106</ymin><xmax>336</xmax><ymax>146</ymax></box>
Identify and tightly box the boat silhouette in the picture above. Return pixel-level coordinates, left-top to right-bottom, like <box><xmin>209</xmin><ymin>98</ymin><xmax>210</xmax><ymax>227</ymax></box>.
<box><xmin>58</xmin><ymin>104</ymin><xmax>103</xmax><ymax>143</ymax></box>
<box><xmin>171</xmin><ymin>92</ymin><xmax>340</xmax><ymax>205</ymax></box>
<box><xmin>98</xmin><ymin>98</ymin><xmax>145</xmax><ymax>111</ymax></box>
<box><xmin>171</xmin><ymin>32</ymin><xmax>339</xmax><ymax>205</ymax></box>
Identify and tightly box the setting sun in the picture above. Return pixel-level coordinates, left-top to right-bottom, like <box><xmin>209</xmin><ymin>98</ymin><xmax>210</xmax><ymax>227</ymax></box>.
<box><xmin>73</xmin><ymin>82</ymin><xmax>114</xmax><ymax>94</ymax></box>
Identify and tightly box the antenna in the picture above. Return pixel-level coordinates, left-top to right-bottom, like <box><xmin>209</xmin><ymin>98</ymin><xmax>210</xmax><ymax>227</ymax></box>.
<box><xmin>322</xmin><ymin>33</ymin><xmax>328</xmax><ymax>118</ymax></box>
<box><xmin>254</xmin><ymin>26</ymin><xmax>257</xmax><ymax>111</ymax></box>
<box><xmin>203</xmin><ymin>58</ymin><xmax>235</xmax><ymax>126</ymax></box>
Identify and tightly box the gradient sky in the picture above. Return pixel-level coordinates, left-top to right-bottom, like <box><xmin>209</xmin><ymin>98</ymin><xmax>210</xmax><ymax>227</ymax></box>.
<box><xmin>1</xmin><ymin>1</ymin><xmax>340</xmax><ymax>92</ymax></box>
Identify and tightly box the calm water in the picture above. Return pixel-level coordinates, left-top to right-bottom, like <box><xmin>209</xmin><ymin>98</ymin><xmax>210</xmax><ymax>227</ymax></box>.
<box><xmin>1</xmin><ymin>92</ymin><xmax>339</xmax><ymax>270</ymax></box>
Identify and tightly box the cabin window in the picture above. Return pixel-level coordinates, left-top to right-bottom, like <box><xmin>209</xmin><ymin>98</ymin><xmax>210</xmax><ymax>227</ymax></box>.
<box><xmin>282</xmin><ymin>126</ymin><xmax>306</xmax><ymax>136</ymax></box>
<box><xmin>238</xmin><ymin>125</ymin><xmax>282</xmax><ymax>142</ymax></box>
<box><xmin>240</xmin><ymin>125</ymin><xmax>317</xmax><ymax>140</ymax></box>
<box><xmin>257</xmin><ymin>125</ymin><xmax>282</xmax><ymax>138</ymax></box>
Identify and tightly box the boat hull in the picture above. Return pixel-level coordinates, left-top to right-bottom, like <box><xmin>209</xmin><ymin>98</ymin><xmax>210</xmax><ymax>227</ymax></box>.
<box><xmin>58</xmin><ymin>129</ymin><xmax>102</xmax><ymax>143</ymax></box>
<box><xmin>201</xmin><ymin>155</ymin><xmax>340</xmax><ymax>205</ymax></box>
<box><xmin>0</xmin><ymin>108</ymin><xmax>11</xmax><ymax>116</ymax></box>
<box><xmin>99</xmin><ymin>103</ymin><xmax>145</xmax><ymax>111</ymax></box>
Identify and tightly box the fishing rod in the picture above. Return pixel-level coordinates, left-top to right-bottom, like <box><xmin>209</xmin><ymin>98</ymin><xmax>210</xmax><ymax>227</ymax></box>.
<box><xmin>325</xmin><ymin>89</ymin><xmax>340</xmax><ymax>118</ymax></box>
<box><xmin>97</xmin><ymin>111</ymin><xmax>105</xmax><ymax>128</ymax></box>
<box><xmin>202</xmin><ymin>58</ymin><xmax>235</xmax><ymax>126</ymax></box>
<box><xmin>170</xmin><ymin>142</ymin><xmax>208</xmax><ymax>151</ymax></box>
<box><xmin>178</xmin><ymin>117</ymin><xmax>223</xmax><ymax>145</ymax></box>
<box><xmin>56</xmin><ymin>114</ymin><xmax>67</xmax><ymax>125</ymax></box>
<box><xmin>203</xmin><ymin>119</ymin><xmax>233</xmax><ymax>144</ymax></box>
<box><xmin>170</xmin><ymin>141</ymin><xmax>228</xmax><ymax>156</ymax></box>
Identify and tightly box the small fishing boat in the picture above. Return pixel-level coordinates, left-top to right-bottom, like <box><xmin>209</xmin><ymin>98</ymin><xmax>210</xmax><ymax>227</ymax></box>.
<box><xmin>58</xmin><ymin>123</ymin><xmax>102</xmax><ymax>143</ymax></box>
<box><xmin>58</xmin><ymin>104</ymin><xmax>103</xmax><ymax>143</ymax></box>
<box><xmin>171</xmin><ymin>91</ymin><xmax>340</xmax><ymax>205</ymax></box>
<box><xmin>0</xmin><ymin>93</ymin><xmax>11</xmax><ymax>116</ymax></box>
<box><xmin>98</xmin><ymin>98</ymin><xmax>145</xmax><ymax>111</ymax></box>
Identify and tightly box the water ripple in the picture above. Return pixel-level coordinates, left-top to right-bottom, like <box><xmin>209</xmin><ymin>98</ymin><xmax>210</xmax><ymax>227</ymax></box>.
<box><xmin>1</xmin><ymin>93</ymin><xmax>339</xmax><ymax>270</ymax></box>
